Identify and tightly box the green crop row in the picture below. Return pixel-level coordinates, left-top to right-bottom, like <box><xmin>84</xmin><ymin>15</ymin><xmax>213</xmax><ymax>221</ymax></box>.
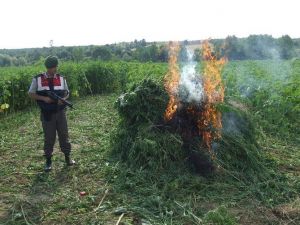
<box><xmin>1</xmin><ymin>59</ymin><xmax>299</xmax><ymax>138</ymax></box>
<box><xmin>0</xmin><ymin>61</ymin><xmax>167</xmax><ymax>113</ymax></box>
<box><xmin>222</xmin><ymin>59</ymin><xmax>300</xmax><ymax>138</ymax></box>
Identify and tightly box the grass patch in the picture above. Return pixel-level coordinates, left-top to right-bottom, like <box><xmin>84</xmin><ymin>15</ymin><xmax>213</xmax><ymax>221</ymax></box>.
<box><xmin>1</xmin><ymin>93</ymin><xmax>299</xmax><ymax>224</ymax></box>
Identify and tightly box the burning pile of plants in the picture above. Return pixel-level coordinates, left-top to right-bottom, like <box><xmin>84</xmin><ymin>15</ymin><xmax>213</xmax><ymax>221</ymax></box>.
<box><xmin>112</xmin><ymin>41</ymin><xmax>266</xmax><ymax>178</ymax></box>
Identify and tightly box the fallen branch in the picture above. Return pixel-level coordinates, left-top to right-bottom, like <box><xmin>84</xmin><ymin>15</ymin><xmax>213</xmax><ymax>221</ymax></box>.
<box><xmin>21</xmin><ymin>205</ymin><xmax>32</xmax><ymax>225</ymax></box>
<box><xmin>115</xmin><ymin>213</ymin><xmax>125</xmax><ymax>225</ymax></box>
<box><xmin>93</xmin><ymin>189</ymin><xmax>109</xmax><ymax>212</ymax></box>
<box><xmin>174</xmin><ymin>201</ymin><xmax>202</xmax><ymax>224</ymax></box>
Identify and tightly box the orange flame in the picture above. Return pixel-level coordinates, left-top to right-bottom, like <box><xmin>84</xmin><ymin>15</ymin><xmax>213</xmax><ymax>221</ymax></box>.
<box><xmin>198</xmin><ymin>40</ymin><xmax>226</xmax><ymax>152</ymax></box>
<box><xmin>164</xmin><ymin>42</ymin><xmax>180</xmax><ymax>121</ymax></box>
<box><xmin>163</xmin><ymin>40</ymin><xmax>226</xmax><ymax>159</ymax></box>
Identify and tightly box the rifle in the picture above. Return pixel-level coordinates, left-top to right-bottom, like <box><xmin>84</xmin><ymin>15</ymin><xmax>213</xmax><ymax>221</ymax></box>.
<box><xmin>46</xmin><ymin>91</ymin><xmax>74</xmax><ymax>109</ymax></box>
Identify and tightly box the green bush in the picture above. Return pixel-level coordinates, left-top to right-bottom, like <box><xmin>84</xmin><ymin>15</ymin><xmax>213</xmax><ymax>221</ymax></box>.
<box><xmin>112</xmin><ymin>79</ymin><xmax>185</xmax><ymax>170</ymax></box>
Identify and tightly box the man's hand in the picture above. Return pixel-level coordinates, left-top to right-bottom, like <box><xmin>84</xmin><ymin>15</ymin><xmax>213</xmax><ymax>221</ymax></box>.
<box><xmin>58</xmin><ymin>99</ymin><xmax>64</xmax><ymax>105</ymax></box>
<box><xmin>43</xmin><ymin>97</ymin><xmax>54</xmax><ymax>104</ymax></box>
<box><xmin>58</xmin><ymin>96</ymin><xmax>69</xmax><ymax>105</ymax></box>
<box><xmin>28</xmin><ymin>93</ymin><xmax>54</xmax><ymax>103</ymax></box>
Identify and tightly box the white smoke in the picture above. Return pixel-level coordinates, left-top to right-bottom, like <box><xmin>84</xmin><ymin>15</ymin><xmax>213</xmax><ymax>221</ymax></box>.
<box><xmin>178</xmin><ymin>49</ymin><xmax>204</xmax><ymax>103</ymax></box>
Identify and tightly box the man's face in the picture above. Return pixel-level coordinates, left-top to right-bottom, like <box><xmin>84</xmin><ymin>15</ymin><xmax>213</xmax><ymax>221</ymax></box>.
<box><xmin>47</xmin><ymin>67</ymin><xmax>57</xmax><ymax>75</ymax></box>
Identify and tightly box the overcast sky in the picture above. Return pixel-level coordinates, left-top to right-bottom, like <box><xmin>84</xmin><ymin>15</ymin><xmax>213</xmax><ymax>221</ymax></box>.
<box><xmin>0</xmin><ymin>0</ymin><xmax>299</xmax><ymax>49</ymax></box>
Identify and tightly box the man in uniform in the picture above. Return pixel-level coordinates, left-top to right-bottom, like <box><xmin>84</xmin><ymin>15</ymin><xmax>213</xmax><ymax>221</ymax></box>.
<box><xmin>28</xmin><ymin>56</ymin><xmax>75</xmax><ymax>172</ymax></box>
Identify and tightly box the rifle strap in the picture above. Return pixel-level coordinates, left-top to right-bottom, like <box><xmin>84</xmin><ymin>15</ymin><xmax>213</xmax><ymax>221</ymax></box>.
<box><xmin>47</xmin><ymin>76</ymin><xmax>59</xmax><ymax>111</ymax></box>
<box><xmin>48</xmin><ymin>77</ymin><xmax>54</xmax><ymax>91</ymax></box>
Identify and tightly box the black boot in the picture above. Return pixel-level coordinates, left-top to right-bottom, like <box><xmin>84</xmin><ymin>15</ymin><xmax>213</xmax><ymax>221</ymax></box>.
<box><xmin>45</xmin><ymin>157</ymin><xmax>52</xmax><ymax>172</ymax></box>
<box><xmin>65</xmin><ymin>154</ymin><xmax>75</xmax><ymax>166</ymax></box>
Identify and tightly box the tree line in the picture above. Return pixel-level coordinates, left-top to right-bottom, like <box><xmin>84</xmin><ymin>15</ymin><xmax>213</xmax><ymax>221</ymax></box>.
<box><xmin>0</xmin><ymin>35</ymin><xmax>299</xmax><ymax>67</ymax></box>
<box><xmin>218</xmin><ymin>35</ymin><xmax>299</xmax><ymax>60</ymax></box>
<box><xmin>0</xmin><ymin>39</ymin><xmax>169</xmax><ymax>67</ymax></box>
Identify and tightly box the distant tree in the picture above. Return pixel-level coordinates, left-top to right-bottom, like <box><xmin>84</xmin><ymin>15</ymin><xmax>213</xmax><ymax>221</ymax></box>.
<box><xmin>136</xmin><ymin>47</ymin><xmax>150</xmax><ymax>62</ymax></box>
<box><xmin>72</xmin><ymin>47</ymin><xmax>83</xmax><ymax>62</ymax></box>
<box><xmin>149</xmin><ymin>44</ymin><xmax>159</xmax><ymax>62</ymax></box>
<box><xmin>158</xmin><ymin>46</ymin><xmax>168</xmax><ymax>62</ymax></box>
<box><xmin>140</xmin><ymin>39</ymin><xmax>147</xmax><ymax>47</ymax></box>
<box><xmin>193</xmin><ymin>48</ymin><xmax>201</xmax><ymax>62</ymax></box>
<box><xmin>10</xmin><ymin>57</ymin><xmax>18</xmax><ymax>66</ymax></box>
<box><xmin>92</xmin><ymin>46</ymin><xmax>112</xmax><ymax>61</ymax></box>
<box><xmin>278</xmin><ymin>35</ymin><xmax>295</xmax><ymax>59</ymax></box>
<box><xmin>57</xmin><ymin>49</ymin><xmax>72</xmax><ymax>60</ymax></box>
<box><xmin>224</xmin><ymin>36</ymin><xmax>246</xmax><ymax>60</ymax></box>
<box><xmin>29</xmin><ymin>49</ymin><xmax>42</xmax><ymax>61</ymax></box>
<box><xmin>244</xmin><ymin>35</ymin><xmax>276</xmax><ymax>59</ymax></box>
<box><xmin>132</xmin><ymin>39</ymin><xmax>147</xmax><ymax>49</ymax></box>
<box><xmin>179</xmin><ymin>45</ymin><xmax>188</xmax><ymax>62</ymax></box>
<box><xmin>85</xmin><ymin>46</ymin><xmax>94</xmax><ymax>58</ymax></box>
<box><xmin>0</xmin><ymin>54</ymin><xmax>12</xmax><ymax>67</ymax></box>
<box><xmin>245</xmin><ymin>35</ymin><xmax>262</xmax><ymax>59</ymax></box>
<box><xmin>114</xmin><ymin>46</ymin><xmax>123</xmax><ymax>57</ymax></box>
<box><xmin>122</xmin><ymin>52</ymin><xmax>132</xmax><ymax>61</ymax></box>
<box><xmin>19</xmin><ymin>57</ymin><xmax>27</xmax><ymax>66</ymax></box>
